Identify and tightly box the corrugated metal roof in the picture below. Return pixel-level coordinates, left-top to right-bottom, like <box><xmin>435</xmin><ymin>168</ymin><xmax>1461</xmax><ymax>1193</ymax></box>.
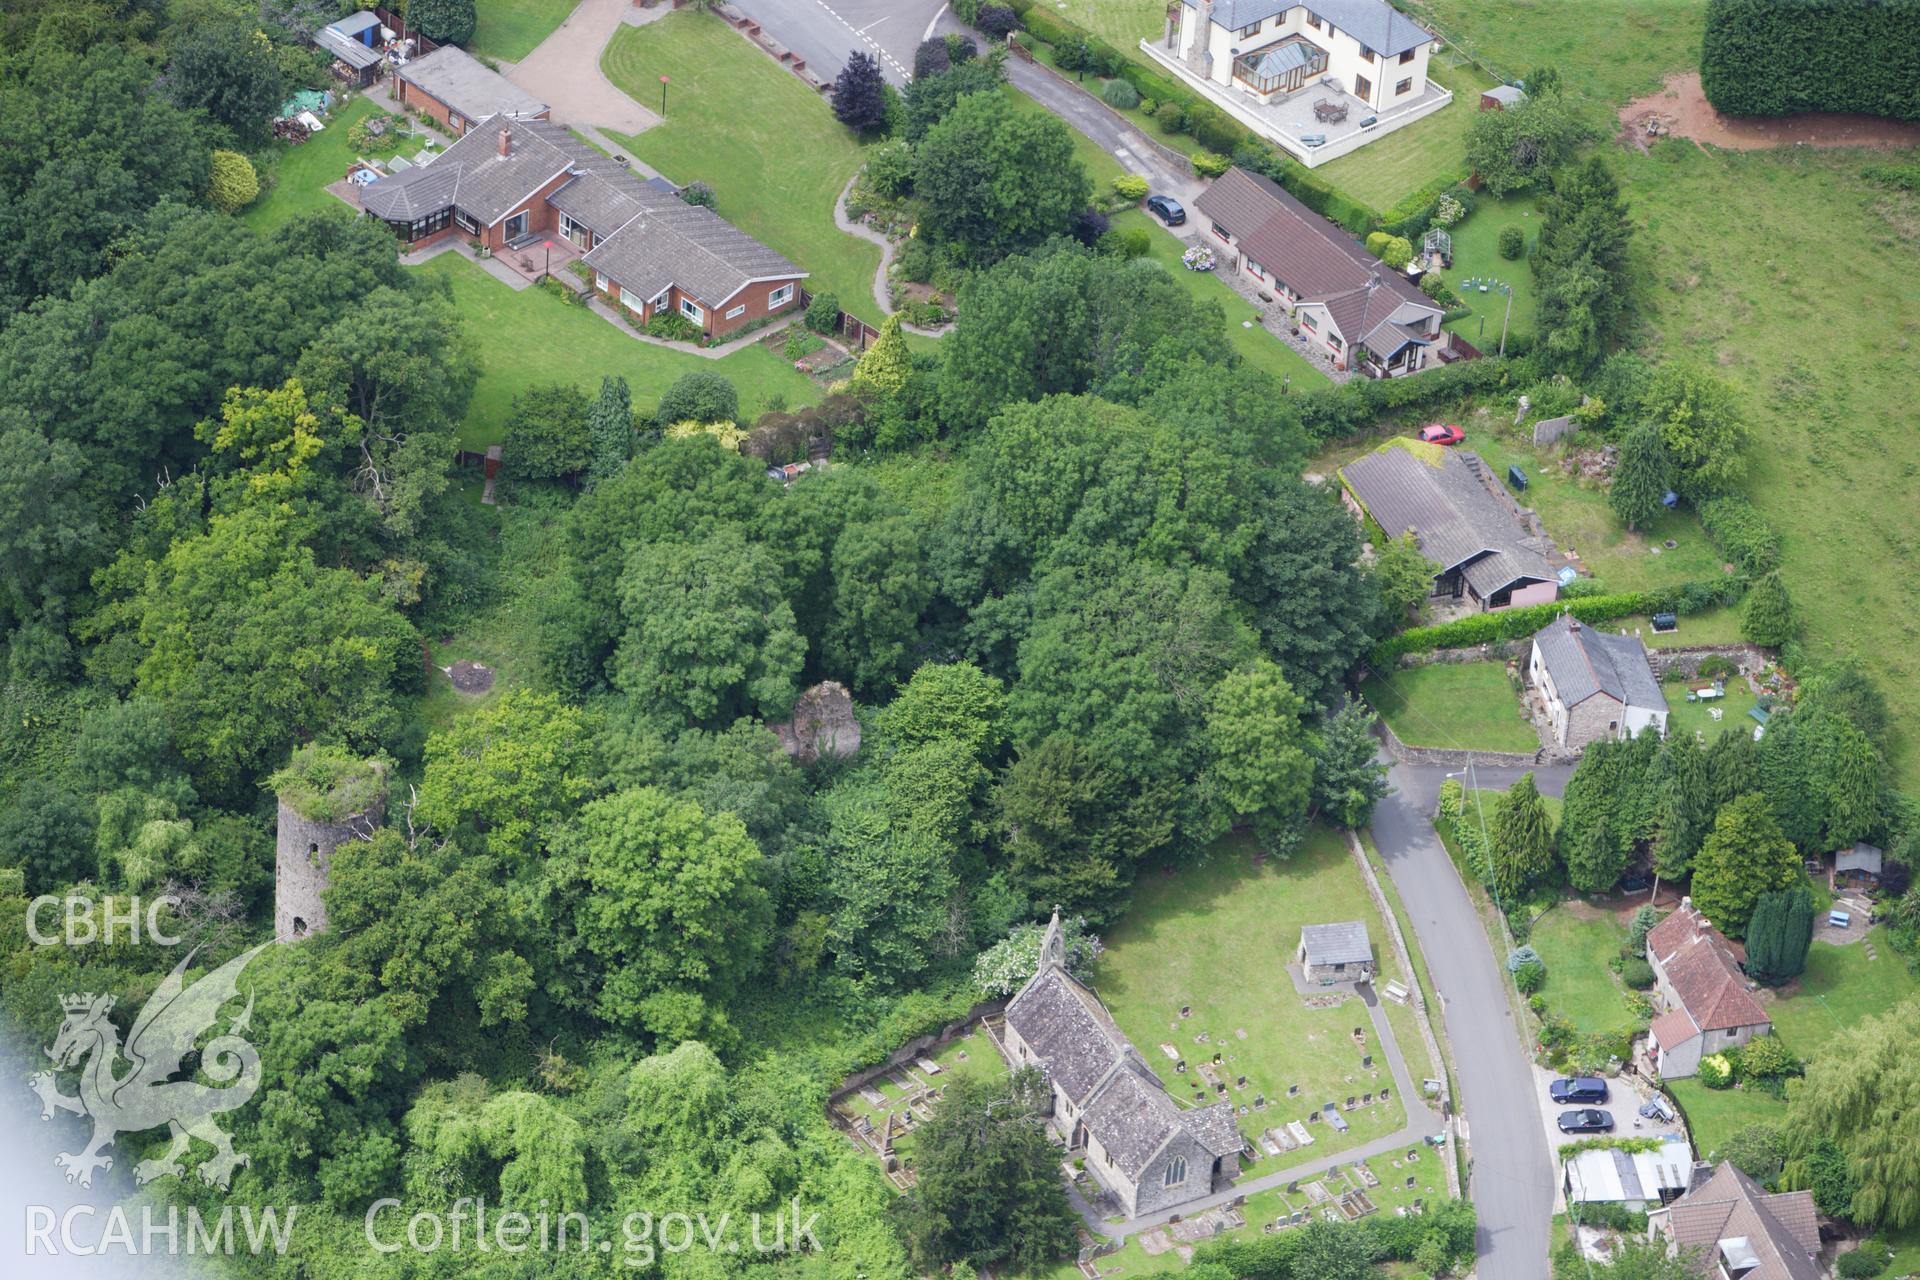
<box><xmin>314</xmin><ymin>23</ymin><xmax>384</xmax><ymax>70</ymax></box>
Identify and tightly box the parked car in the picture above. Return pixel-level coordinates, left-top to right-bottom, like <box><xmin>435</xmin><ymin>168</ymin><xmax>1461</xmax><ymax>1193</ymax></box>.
<box><xmin>1557</xmin><ymin>1108</ymin><xmax>1614</xmax><ymax>1134</ymax></box>
<box><xmin>1550</xmin><ymin>1077</ymin><xmax>1610</xmax><ymax>1105</ymax></box>
<box><xmin>1146</xmin><ymin>194</ymin><xmax>1186</xmax><ymax>226</ymax></box>
<box><xmin>1621</xmin><ymin>873</ymin><xmax>1652</xmax><ymax>893</ymax></box>
<box><xmin>1418</xmin><ymin>423</ymin><xmax>1465</xmax><ymax>446</ymax></box>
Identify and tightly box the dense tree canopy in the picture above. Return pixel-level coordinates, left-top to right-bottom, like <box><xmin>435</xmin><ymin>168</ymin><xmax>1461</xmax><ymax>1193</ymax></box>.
<box><xmin>914</xmin><ymin>92</ymin><xmax>1091</xmax><ymax>263</ymax></box>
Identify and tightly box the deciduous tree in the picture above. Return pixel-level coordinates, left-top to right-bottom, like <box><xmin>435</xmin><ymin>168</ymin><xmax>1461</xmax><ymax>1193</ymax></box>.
<box><xmin>914</xmin><ymin>92</ymin><xmax>1090</xmax><ymax>262</ymax></box>
<box><xmin>1203</xmin><ymin>659</ymin><xmax>1314</xmax><ymax>850</ymax></box>
<box><xmin>1788</xmin><ymin>998</ymin><xmax>1920</xmax><ymax>1228</ymax></box>
<box><xmin>1312</xmin><ymin>697</ymin><xmax>1390</xmax><ymax>829</ymax></box>
<box><xmin>416</xmin><ymin>689</ymin><xmax>600</xmax><ymax>861</ymax></box>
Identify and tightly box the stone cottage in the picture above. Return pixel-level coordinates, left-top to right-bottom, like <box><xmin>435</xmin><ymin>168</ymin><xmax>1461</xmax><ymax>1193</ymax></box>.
<box><xmin>999</xmin><ymin>912</ymin><xmax>1242</xmax><ymax>1217</ymax></box>
<box><xmin>1529</xmin><ymin>614</ymin><xmax>1669</xmax><ymax>748</ymax></box>
<box><xmin>1296</xmin><ymin>921</ymin><xmax>1374</xmax><ymax>984</ymax></box>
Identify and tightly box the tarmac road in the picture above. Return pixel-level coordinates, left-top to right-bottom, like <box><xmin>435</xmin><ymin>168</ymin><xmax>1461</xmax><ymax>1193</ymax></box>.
<box><xmin>728</xmin><ymin>0</ymin><xmax>949</xmax><ymax>85</ymax></box>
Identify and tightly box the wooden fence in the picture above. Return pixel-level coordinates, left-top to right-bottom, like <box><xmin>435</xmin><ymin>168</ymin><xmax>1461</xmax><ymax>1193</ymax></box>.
<box><xmin>799</xmin><ymin>288</ymin><xmax>881</xmax><ymax>351</ymax></box>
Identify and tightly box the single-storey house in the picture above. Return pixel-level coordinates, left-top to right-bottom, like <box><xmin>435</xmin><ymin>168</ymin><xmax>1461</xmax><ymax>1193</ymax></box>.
<box><xmin>1529</xmin><ymin>614</ymin><xmax>1669</xmax><ymax>748</ymax></box>
<box><xmin>1647</xmin><ymin>1161</ymin><xmax>1820</xmax><ymax>1280</ymax></box>
<box><xmin>1833</xmin><ymin>841</ymin><xmax>1882</xmax><ymax>887</ymax></box>
<box><xmin>1195</xmin><ymin>167</ymin><xmax>1456</xmax><ymax>376</ymax></box>
<box><xmin>1147</xmin><ymin>1</ymin><xmax>1452</xmax><ymax>165</ymax></box>
<box><xmin>395</xmin><ymin>44</ymin><xmax>548</xmax><ymax>135</ymax></box>
<box><xmin>1297</xmin><ymin>921</ymin><xmax>1373</xmax><ymax>983</ymax></box>
<box><xmin>1339</xmin><ymin>441</ymin><xmax>1559</xmax><ymax>611</ymax></box>
<box><xmin>313</xmin><ymin>11</ymin><xmax>387</xmax><ymax>86</ymax></box>
<box><xmin>1645</xmin><ymin>900</ymin><xmax>1772</xmax><ymax>1080</ymax></box>
<box><xmin>1564</xmin><ymin>1134</ymin><xmax>1692</xmax><ymax>1213</ymax></box>
<box><xmin>1000</xmin><ymin>912</ymin><xmax>1243</xmax><ymax>1217</ymax></box>
<box><xmin>357</xmin><ymin>116</ymin><xmax>807</xmax><ymax>340</ymax></box>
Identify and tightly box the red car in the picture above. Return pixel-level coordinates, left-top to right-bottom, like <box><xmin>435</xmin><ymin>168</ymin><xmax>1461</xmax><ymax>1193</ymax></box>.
<box><xmin>1419</xmin><ymin>423</ymin><xmax>1465</xmax><ymax>446</ymax></box>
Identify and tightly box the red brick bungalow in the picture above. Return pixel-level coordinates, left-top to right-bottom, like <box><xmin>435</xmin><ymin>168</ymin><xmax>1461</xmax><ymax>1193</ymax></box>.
<box><xmin>394</xmin><ymin>44</ymin><xmax>548</xmax><ymax>136</ymax></box>
<box><xmin>357</xmin><ymin>116</ymin><xmax>807</xmax><ymax>340</ymax></box>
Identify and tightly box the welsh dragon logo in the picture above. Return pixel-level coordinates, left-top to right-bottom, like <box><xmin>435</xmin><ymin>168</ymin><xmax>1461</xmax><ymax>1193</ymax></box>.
<box><xmin>31</xmin><ymin>942</ymin><xmax>270</xmax><ymax>1190</ymax></box>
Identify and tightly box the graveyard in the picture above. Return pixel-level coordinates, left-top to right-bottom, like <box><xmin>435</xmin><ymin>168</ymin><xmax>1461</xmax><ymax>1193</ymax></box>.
<box><xmin>831</xmin><ymin>1025</ymin><xmax>1008</xmax><ymax>1188</ymax></box>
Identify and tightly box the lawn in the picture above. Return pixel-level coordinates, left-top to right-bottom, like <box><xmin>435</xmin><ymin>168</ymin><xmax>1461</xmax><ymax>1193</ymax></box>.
<box><xmin>1314</xmin><ymin>60</ymin><xmax>1493</xmax><ymax>211</ymax></box>
<box><xmin>414</xmin><ymin>253</ymin><xmax>818</xmax><ymax>448</ymax></box>
<box><xmin>1112</xmin><ymin>209</ymin><xmax>1331</xmax><ymax>388</ymax></box>
<box><xmin>1617</xmin><ymin>141</ymin><xmax>1920</xmax><ymax>786</ymax></box>
<box><xmin>470</xmin><ymin>0</ymin><xmax>577</xmax><ymax>62</ymax></box>
<box><xmin>244</xmin><ymin>96</ymin><xmax>438</xmax><ymax>231</ymax></box>
<box><xmin>1666</xmin><ymin>1077</ymin><xmax>1784</xmax><ymax>1161</ymax></box>
<box><xmin>1092</xmin><ymin>827</ymin><xmax>1419</xmax><ymax>1159</ymax></box>
<box><xmin>602</xmin><ymin>12</ymin><xmax>885</xmax><ymax>325</ymax></box>
<box><xmin>1527</xmin><ymin>907</ymin><xmax>1638</xmax><ymax>1036</ymax></box>
<box><xmin>1434</xmin><ymin>193</ymin><xmax>1540</xmax><ymax>348</ymax></box>
<box><xmin>1766</xmin><ymin>929</ymin><xmax>1920</xmax><ymax>1055</ymax></box>
<box><xmin>1360</xmin><ymin>660</ymin><xmax>1537</xmax><ymax>754</ymax></box>
<box><xmin>1620</xmin><ymin>607</ymin><xmax>1745</xmax><ymax>649</ymax></box>
<box><xmin>1662</xmin><ymin>678</ymin><xmax>1760</xmax><ymax>745</ymax></box>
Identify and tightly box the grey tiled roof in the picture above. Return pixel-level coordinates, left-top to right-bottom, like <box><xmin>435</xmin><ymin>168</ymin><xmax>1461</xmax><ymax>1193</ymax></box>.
<box><xmin>1300</xmin><ymin>921</ymin><xmax>1371</xmax><ymax>966</ymax></box>
<box><xmin>361</xmin><ymin>117</ymin><xmax>596</xmax><ymax>226</ymax></box>
<box><xmin>1532</xmin><ymin>614</ymin><xmax>1666</xmax><ymax>712</ymax></box>
<box><xmin>1836</xmin><ymin>841</ymin><xmax>1882</xmax><ymax>873</ymax></box>
<box><xmin>398</xmin><ymin>44</ymin><xmax>547</xmax><ymax>123</ymax></box>
<box><xmin>1005</xmin><ymin>968</ymin><xmax>1133</xmax><ymax>1105</ymax></box>
<box><xmin>1180</xmin><ymin>0</ymin><xmax>1434</xmax><ymax>58</ymax></box>
<box><xmin>1340</xmin><ymin>444</ymin><xmax>1555</xmax><ymax>594</ymax></box>
<box><xmin>1081</xmin><ymin>1068</ymin><xmax>1186</xmax><ymax>1178</ymax></box>
<box><xmin>583</xmin><ymin>201</ymin><xmax>804</xmax><ymax>308</ymax></box>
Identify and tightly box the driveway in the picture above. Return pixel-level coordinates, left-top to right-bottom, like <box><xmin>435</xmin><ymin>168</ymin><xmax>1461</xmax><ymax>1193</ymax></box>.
<box><xmin>505</xmin><ymin>0</ymin><xmax>661</xmax><ymax>152</ymax></box>
<box><xmin>731</xmin><ymin>0</ymin><xmax>948</xmax><ymax>85</ymax></box>
<box><xmin>1370</xmin><ymin>760</ymin><xmax>1567</xmax><ymax>1280</ymax></box>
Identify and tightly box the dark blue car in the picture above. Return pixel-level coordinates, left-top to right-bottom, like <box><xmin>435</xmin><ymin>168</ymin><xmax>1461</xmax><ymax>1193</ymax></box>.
<box><xmin>1146</xmin><ymin>194</ymin><xmax>1186</xmax><ymax>226</ymax></box>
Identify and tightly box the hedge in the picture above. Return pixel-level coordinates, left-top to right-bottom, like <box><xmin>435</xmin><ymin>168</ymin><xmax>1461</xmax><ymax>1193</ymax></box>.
<box><xmin>1697</xmin><ymin>494</ymin><xmax>1781</xmax><ymax>575</ymax></box>
<box><xmin>1368</xmin><ymin>578</ymin><xmax>1747</xmax><ymax>665</ymax></box>
<box><xmin>1295</xmin><ymin>356</ymin><xmax>1512</xmax><ymax>442</ymax></box>
<box><xmin>1701</xmin><ymin>0</ymin><xmax>1920</xmax><ymax>121</ymax></box>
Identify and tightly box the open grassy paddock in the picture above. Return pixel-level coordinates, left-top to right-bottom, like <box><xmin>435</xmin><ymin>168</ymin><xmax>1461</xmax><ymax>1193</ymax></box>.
<box><xmin>415</xmin><ymin>253</ymin><xmax>818</xmax><ymax>449</ymax></box>
<box><xmin>1092</xmin><ymin>828</ymin><xmax>1419</xmax><ymax>1158</ymax></box>
<box><xmin>1360</xmin><ymin>660</ymin><xmax>1538</xmax><ymax>754</ymax></box>
<box><xmin>602</xmin><ymin>12</ymin><xmax>885</xmax><ymax>326</ymax></box>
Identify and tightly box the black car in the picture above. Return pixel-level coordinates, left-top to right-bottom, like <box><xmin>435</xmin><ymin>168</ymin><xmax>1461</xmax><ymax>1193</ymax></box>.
<box><xmin>1146</xmin><ymin>194</ymin><xmax>1186</xmax><ymax>226</ymax></box>
<box><xmin>1557</xmin><ymin>1108</ymin><xmax>1614</xmax><ymax>1134</ymax></box>
<box><xmin>1550</xmin><ymin>1076</ymin><xmax>1610</xmax><ymax>1105</ymax></box>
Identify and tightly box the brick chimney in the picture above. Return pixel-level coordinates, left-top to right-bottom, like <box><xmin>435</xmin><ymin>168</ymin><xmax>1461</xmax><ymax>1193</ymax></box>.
<box><xmin>498</xmin><ymin>127</ymin><xmax>512</xmax><ymax>158</ymax></box>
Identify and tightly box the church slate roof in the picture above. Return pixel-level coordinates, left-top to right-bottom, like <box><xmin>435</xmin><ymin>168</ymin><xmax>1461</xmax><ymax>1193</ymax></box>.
<box><xmin>1004</xmin><ymin>967</ymin><xmax>1135</xmax><ymax>1105</ymax></box>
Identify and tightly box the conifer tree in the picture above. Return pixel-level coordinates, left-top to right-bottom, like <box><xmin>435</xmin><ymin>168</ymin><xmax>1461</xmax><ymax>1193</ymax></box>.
<box><xmin>1609</xmin><ymin>422</ymin><xmax>1671</xmax><ymax>531</ymax></box>
<box><xmin>1490</xmin><ymin>773</ymin><xmax>1554</xmax><ymax>903</ymax></box>
<box><xmin>586</xmin><ymin>375</ymin><xmax>632</xmax><ymax>486</ymax></box>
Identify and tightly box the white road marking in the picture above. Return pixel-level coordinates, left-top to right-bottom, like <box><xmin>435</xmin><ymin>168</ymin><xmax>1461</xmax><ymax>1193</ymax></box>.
<box><xmin>796</xmin><ymin>0</ymin><xmax>912</xmax><ymax>80</ymax></box>
<box><xmin>856</xmin><ymin>16</ymin><xmax>889</xmax><ymax>34</ymax></box>
<box><xmin>922</xmin><ymin>3</ymin><xmax>949</xmax><ymax>42</ymax></box>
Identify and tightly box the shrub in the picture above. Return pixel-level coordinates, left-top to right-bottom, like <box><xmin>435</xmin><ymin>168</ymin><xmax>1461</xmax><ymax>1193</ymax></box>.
<box><xmin>1119</xmin><ymin>226</ymin><xmax>1150</xmax><ymax>258</ymax></box>
<box><xmin>914</xmin><ymin>37</ymin><xmax>951</xmax><ymax>80</ymax></box>
<box><xmin>805</xmin><ymin>291</ymin><xmax>842</xmax><ymax>334</ymax></box>
<box><xmin>1698</xmin><ymin>495</ymin><xmax>1781</xmax><ymax>574</ymax></box>
<box><xmin>206</xmin><ymin>149</ymin><xmax>259</xmax><ymax>213</ymax></box>
<box><xmin>679</xmin><ymin>180</ymin><xmax>716</xmax><ymax>209</ymax></box>
<box><xmin>1432</xmin><ymin>193</ymin><xmax>1466</xmax><ymax>227</ymax></box>
<box><xmin>1381</xmin><ymin>235</ymin><xmax>1414</xmax><ymax>269</ymax></box>
<box><xmin>783</xmin><ymin>331</ymin><xmax>824</xmax><ymax>361</ymax></box>
<box><xmin>1528</xmin><ymin>992</ymin><xmax>1547</xmax><ymax>1014</ymax></box>
<box><xmin>645</xmin><ymin>312</ymin><xmax>700</xmax><ymax>342</ymax></box>
<box><xmin>656</xmin><ymin>370</ymin><xmax>739</xmax><ymax>425</ymax></box>
<box><xmin>1507</xmin><ymin>945</ymin><xmax>1543</xmax><ymax>973</ymax></box>
<box><xmin>1111</xmin><ymin>173</ymin><xmax>1149</xmax><ymax>201</ymax></box>
<box><xmin>1367</xmin><ymin>579</ymin><xmax>1743</xmax><ymax>664</ymax></box>
<box><xmin>977</xmin><ymin>4</ymin><xmax>1020</xmax><ymax>40</ymax></box>
<box><xmin>1701</xmin><ymin>0</ymin><xmax>1920</xmax><ymax>122</ymax></box>
<box><xmin>1437</xmin><ymin>777</ymin><xmax>1464</xmax><ymax>822</ymax></box>
<box><xmin>1498</xmin><ymin>225</ymin><xmax>1526</xmax><ymax>259</ymax></box>
<box><xmin>1740</xmin><ymin>572</ymin><xmax>1795</xmax><ymax>646</ymax></box>
<box><xmin>1697</xmin><ymin>1053</ymin><xmax>1733</xmax><ymax>1089</ymax></box>
<box><xmin>1620</xmin><ymin>956</ymin><xmax>1655</xmax><ymax>989</ymax></box>
<box><xmin>1838</xmin><ymin>1246</ymin><xmax>1890</xmax><ymax>1279</ymax></box>
<box><xmin>1696</xmin><ymin>654</ymin><xmax>1737</xmax><ymax>681</ymax></box>
<box><xmin>953</xmin><ymin>0</ymin><xmax>982</xmax><ymax>21</ymax></box>
<box><xmin>1154</xmin><ymin>99</ymin><xmax>1188</xmax><ymax>132</ymax></box>
<box><xmin>1731</xmin><ymin>1034</ymin><xmax>1798</xmax><ymax>1083</ymax></box>
<box><xmin>1190</xmin><ymin>149</ymin><xmax>1231</xmax><ymax>178</ymax></box>
<box><xmin>1100</xmin><ymin>78</ymin><xmax>1140</xmax><ymax>109</ymax></box>
<box><xmin>409</xmin><ymin>0</ymin><xmax>476</xmax><ymax>45</ymax></box>
<box><xmin>1187</xmin><ymin>106</ymin><xmax>1245</xmax><ymax>154</ymax></box>
<box><xmin>1627</xmin><ymin>905</ymin><xmax>1660</xmax><ymax>955</ymax></box>
<box><xmin>1514</xmin><ymin>961</ymin><xmax>1546</xmax><ymax>994</ymax></box>
<box><xmin>1365</xmin><ymin>230</ymin><xmax>1392</xmax><ymax>257</ymax></box>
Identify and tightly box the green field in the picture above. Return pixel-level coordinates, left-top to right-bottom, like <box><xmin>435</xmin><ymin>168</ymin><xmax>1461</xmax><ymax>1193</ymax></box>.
<box><xmin>1404</xmin><ymin>0</ymin><xmax>1705</xmax><ymax>113</ymax></box>
<box><xmin>1314</xmin><ymin>61</ymin><xmax>1491</xmax><ymax>211</ymax></box>
<box><xmin>1112</xmin><ymin>210</ymin><xmax>1331</xmax><ymax>388</ymax></box>
<box><xmin>1093</xmin><ymin>828</ymin><xmax>1417</xmax><ymax>1156</ymax></box>
<box><xmin>1361</xmin><ymin>661</ymin><xmax>1537</xmax><ymax>754</ymax></box>
<box><xmin>245</xmin><ymin>96</ymin><xmax>436</xmax><ymax>231</ymax></box>
<box><xmin>1527</xmin><ymin>908</ymin><xmax>1640</xmax><ymax>1036</ymax></box>
<box><xmin>471</xmin><ymin>0</ymin><xmax>578</xmax><ymax>62</ymax></box>
<box><xmin>414</xmin><ymin>253</ymin><xmax>818</xmax><ymax>448</ymax></box>
<box><xmin>1616</xmin><ymin>141</ymin><xmax>1920</xmax><ymax>786</ymax></box>
<box><xmin>602</xmin><ymin>12</ymin><xmax>885</xmax><ymax>325</ymax></box>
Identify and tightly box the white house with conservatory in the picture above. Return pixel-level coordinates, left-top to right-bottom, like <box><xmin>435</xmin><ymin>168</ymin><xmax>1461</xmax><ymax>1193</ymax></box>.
<box><xmin>1144</xmin><ymin>0</ymin><xmax>1453</xmax><ymax>166</ymax></box>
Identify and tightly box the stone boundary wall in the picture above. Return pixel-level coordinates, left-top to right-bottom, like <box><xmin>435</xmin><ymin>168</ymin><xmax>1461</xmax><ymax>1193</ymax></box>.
<box><xmin>1531</xmin><ymin>414</ymin><xmax>1578</xmax><ymax>447</ymax></box>
<box><xmin>1374</xmin><ymin>717</ymin><xmax>1569</xmax><ymax>770</ymax></box>
<box><xmin>827</xmin><ymin>998</ymin><xmax>1009</xmax><ymax>1106</ymax></box>
<box><xmin>1645</xmin><ymin>643</ymin><xmax>1769</xmax><ymax>680</ymax></box>
<box><xmin>1343</xmin><ymin>832</ymin><xmax>1462</xmax><ymax>1199</ymax></box>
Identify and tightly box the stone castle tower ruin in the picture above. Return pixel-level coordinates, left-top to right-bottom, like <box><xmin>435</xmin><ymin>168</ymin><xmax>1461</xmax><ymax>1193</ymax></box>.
<box><xmin>272</xmin><ymin>748</ymin><xmax>387</xmax><ymax>943</ymax></box>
